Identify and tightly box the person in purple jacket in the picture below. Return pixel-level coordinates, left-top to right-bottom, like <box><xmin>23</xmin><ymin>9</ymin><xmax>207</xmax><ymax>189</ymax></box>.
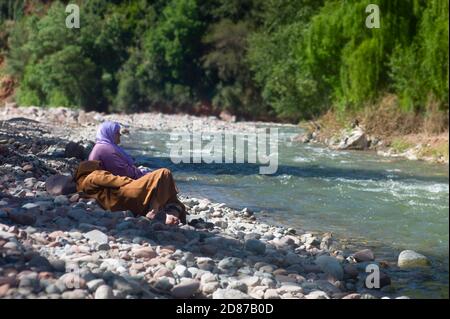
<box><xmin>88</xmin><ymin>121</ymin><xmax>186</xmax><ymax>224</ymax></box>
<box><xmin>88</xmin><ymin>121</ymin><xmax>148</xmax><ymax>179</ymax></box>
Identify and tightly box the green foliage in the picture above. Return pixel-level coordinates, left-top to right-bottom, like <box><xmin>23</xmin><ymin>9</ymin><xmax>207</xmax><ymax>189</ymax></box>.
<box><xmin>389</xmin><ymin>0</ymin><xmax>449</xmax><ymax>112</ymax></box>
<box><xmin>1</xmin><ymin>0</ymin><xmax>448</xmax><ymax>124</ymax></box>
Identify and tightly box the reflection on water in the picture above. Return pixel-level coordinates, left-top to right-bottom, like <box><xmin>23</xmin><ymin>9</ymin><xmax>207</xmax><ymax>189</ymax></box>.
<box><xmin>124</xmin><ymin>126</ymin><xmax>449</xmax><ymax>298</ymax></box>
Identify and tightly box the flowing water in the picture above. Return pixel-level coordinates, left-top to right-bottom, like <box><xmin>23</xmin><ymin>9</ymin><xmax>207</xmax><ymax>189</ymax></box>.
<box><xmin>123</xmin><ymin>125</ymin><xmax>449</xmax><ymax>299</ymax></box>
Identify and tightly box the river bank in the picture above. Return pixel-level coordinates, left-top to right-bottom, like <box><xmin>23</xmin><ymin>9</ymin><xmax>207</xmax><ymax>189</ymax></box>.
<box><xmin>293</xmin><ymin>107</ymin><xmax>449</xmax><ymax>165</ymax></box>
<box><xmin>0</xmin><ymin>105</ymin><xmax>439</xmax><ymax>299</ymax></box>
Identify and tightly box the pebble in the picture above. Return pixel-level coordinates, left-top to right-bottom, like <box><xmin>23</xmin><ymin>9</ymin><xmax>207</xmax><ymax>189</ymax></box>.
<box><xmin>196</xmin><ymin>257</ymin><xmax>215</xmax><ymax>271</ymax></box>
<box><xmin>212</xmin><ymin>288</ymin><xmax>252</xmax><ymax>299</ymax></box>
<box><xmin>132</xmin><ymin>247</ymin><xmax>156</xmax><ymax>259</ymax></box>
<box><xmin>170</xmin><ymin>279</ymin><xmax>200</xmax><ymax>298</ymax></box>
<box><xmin>95</xmin><ymin>285</ymin><xmax>114</xmax><ymax>299</ymax></box>
<box><xmin>84</xmin><ymin>230</ymin><xmax>108</xmax><ymax>245</ymax></box>
<box><xmin>154</xmin><ymin>276</ymin><xmax>175</xmax><ymax>291</ymax></box>
<box><xmin>264</xmin><ymin>289</ymin><xmax>281</xmax><ymax>299</ymax></box>
<box><xmin>87</xmin><ymin>279</ymin><xmax>106</xmax><ymax>292</ymax></box>
<box><xmin>353</xmin><ymin>249</ymin><xmax>375</xmax><ymax>262</ymax></box>
<box><xmin>397</xmin><ymin>250</ymin><xmax>430</xmax><ymax>268</ymax></box>
<box><xmin>315</xmin><ymin>255</ymin><xmax>344</xmax><ymax>281</ymax></box>
<box><xmin>54</xmin><ymin>195</ymin><xmax>69</xmax><ymax>206</ymax></box>
<box><xmin>174</xmin><ymin>265</ymin><xmax>191</xmax><ymax>278</ymax></box>
<box><xmin>245</xmin><ymin>239</ymin><xmax>266</xmax><ymax>255</ymax></box>
<box><xmin>202</xmin><ymin>282</ymin><xmax>220</xmax><ymax>295</ymax></box>
<box><xmin>62</xmin><ymin>289</ymin><xmax>88</xmax><ymax>299</ymax></box>
<box><xmin>305</xmin><ymin>290</ymin><xmax>330</xmax><ymax>299</ymax></box>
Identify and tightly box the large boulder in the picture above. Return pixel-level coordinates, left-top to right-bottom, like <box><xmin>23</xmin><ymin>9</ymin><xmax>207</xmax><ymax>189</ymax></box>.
<box><xmin>397</xmin><ymin>250</ymin><xmax>430</xmax><ymax>268</ymax></box>
<box><xmin>336</xmin><ymin>128</ymin><xmax>369</xmax><ymax>150</ymax></box>
<box><xmin>45</xmin><ymin>175</ymin><xmax>77</xmax><ymax>196</ymax></box>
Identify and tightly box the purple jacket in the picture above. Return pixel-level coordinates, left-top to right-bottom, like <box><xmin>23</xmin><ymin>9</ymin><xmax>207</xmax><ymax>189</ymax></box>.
<box><xmin>88</xmin><ymin>143</ymin><xmax>144</xmax><ymax>179</ymax></box>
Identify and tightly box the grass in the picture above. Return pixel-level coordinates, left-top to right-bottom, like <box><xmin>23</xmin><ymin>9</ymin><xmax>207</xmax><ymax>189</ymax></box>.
<box><xmin>390</xmin><ymin>138</ymin><xmax>415</xmax><ymax>153</ymax></box>
<box><xmin>418</xmin><ymin>141</ymin><xmax>449</xmax><ymax>161</ymax></box>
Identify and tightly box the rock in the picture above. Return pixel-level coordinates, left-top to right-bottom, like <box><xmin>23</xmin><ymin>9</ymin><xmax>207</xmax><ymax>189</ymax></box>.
<box><xmin>293</xmin><ymin>133</ymin><xmax>313</xmax><ymax>144</ymax></box>
<box><xmin>397</xmin><ymin>250</ymin><xmax>430</xmax><ymax>268</ymax></box>
<box><xmin>0</xmin><ymin>145</ymin><xmax>9</xmax><ymax>156</ymax></box>
<box><xmin>65</xmin><ymin>142</ymin><xmax>85</xmax><ymax>160</ymax></box>
<box><xmin>200</xmin><ymin>272</ymin><xmax>217</xmax><ymax>284</ymax></box>
<box><xmin>315</xmin><ymin>255</ymin><xmax>344</xmax><ymax>281</ymax></box>
<box><xmin>153</xmin><ymin>267</ymin><xmax>174</xmax><ymax>279</ymax></box>
<box><xmin>0</xmin><ymin>210</ymin><xmax>8</xmax><ymax>219</ymax></box>
<box><xmin>228</xmin><ymin>281</ymin><xmax>247</xmax><ymax>293</ymax></box>
<box><xmin>364</xmin><ymin>271</ymin><xmax>391</xmax><ymax>289</ymax></box>
<box><xmin>0</xmin><ymin>284</ymin><xmax>10</xmax><ymax>298</ymax></box>
<box><xmin>8</xmin><ymin>210</ymin><xmax>36</xmax><ymax>226</ymax></box>
<box><xmin>245</xmin><ymin>239</ymin><xmax>266</xmax><ymax>255</ymax></box>
<box><xmin>212</xmin><ymin>288</ymin><xmax>252</xmax><ymax>299</ymax></box>
<box><xmin>62</xmin><ymin>289</ymin><xmax>88</xmax><ymax>299</ymax></box>
<box><xmin>170</xmin><ymin>279</ymin><xmax>200</xmax><ymax>298</ymax></box>
<box><xmin>336</xmin><ymin>128</ymin><xmax>368</xmax><ymax>150</ymax></box>
<box><xmin>24</xmin><ymin>177</ymin><xmax>37</xmax><ymax>189</ymax></box>
<box><xmin>97</xmin><ymin>243</ymin><xmax>110</xmax><ymax>251</ymax></box>
<box><xmin>342</xmin><ymin>293</ymin><xmax>361</xmax><ymax>299</ymax></box>
<box><xmin>174</xmin><ymin>265</ymin><xmax>191</xmax><ymax>278</ymax></box>
<box><xmin>353</xmin><ymin>249</ymin><xmax>375</xmax><ymax>262</ymax></box>
<box><xmin>21</xmin><ymin>203</ymin><xmax>40</xmax><ymax>213</ymax></box>
<box><xmin>200</xmin><ymin>244</ymin><xmax>218</xmax><ymax>256</ymax></box>
<box><xmin>45</xmin><ymin>175</ymin><xmax>77</xmax><ymax>196</ymax></box>
<box><xmin>22</xmin><ymin>164</ymin><xmax>34</xmax><ymax>172</ymax></box>
<box><xmin>112</xmin><ymin>277</ymin><xmax>141</xmax><ymax>295</ymax></box>
<box><xmin>343</xmin><ymin>264</ymin><xmax>359</xmax><ymax>279</ymax></box>
<box><xmin>95</xmin><ymin>285</ymin><xmax>114</xmax><ymax>299</ymax></box>
<box><xmin>196</xmin><ymin>257</ymin><xmax>215</xmax><ymax>271</ymax></box>
<box><xmin>264</xmin><ymin>289</ymin><xmax>281</xmax><ymax>299</ymax></box>
<box><xmin>305</xmin><ymin>290</ymin><xmax>330</xmax><ymax>299</ymax></box>
<box><xmin>54</xmin><ymin>195</ymin><xmax>69</xmax><ymax>206</ymax></box>
<box><xmin>276</xmin><ymin>284</ymin><xmax>303</xmax><ymax>295</ymax></box>
<box><xmin>84</xmin><ymin>230</ymin><xmax>108</xmax><ymax>245</ymax></box>
<box><xmin>70</xmin><ymin>193</ymin><xmax>80</xmax><ymax>203</ymax></box>
<box><xmin>100</xmin><ymin>259</ymin><xmax>126</xmax><ymax>272</ymax></box>
<box><xmin>29</xmin><ymin>256</ymin><xmax>53</xmax><ymax>271</ymax></box>
<box><xmin>240</xmin><ymin>276</ymin><xmax>261</xmax><ymax>288</ymax></box>
<box><xmin>219</xmin><ymin>110</ymin><xmax>236</xmax><ymax>122</ymax></box>
<box><xmin>202</xmin><ymin>282</ymin><xmax>220</xmax><ymax>295</ymax></box>
<box><xmin>87</xmin><ymin>279</ymin><xmax>106</xmax><ymax>292</ymax></box>
<box><xmin>59</xmin><ymin>273</ymin><xmax>86</xmax><ymax>290</ymax></box>
<box><xmin>154</xmin><ymin>277</ymin><xmax>174</xmax><ymax>291</ymax></box>
<box><xmin>132</xmin><ymin>247</ymin><xmax>156</xmax><ymax>259</ymax></box>
<box><xmin>218</xmin><ymin>257</ymin><xmax>243</xmax><ymax>271</ymax></box>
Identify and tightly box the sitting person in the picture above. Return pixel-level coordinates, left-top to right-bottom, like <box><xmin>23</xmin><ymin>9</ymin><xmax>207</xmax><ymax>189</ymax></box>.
<box><xmin>88</xmin><ymin>121</ymin><xmax>148</xmax><ymax>179</ymax></box>
<box><xmin>75</xmin><ymin>160</ymin><xmax>187</xmax><ymax>225</ymax></box>
<box><xmin>81</xmin><ymin>121</ymin><xmax>186</xmax><ymax>225</ymax></box>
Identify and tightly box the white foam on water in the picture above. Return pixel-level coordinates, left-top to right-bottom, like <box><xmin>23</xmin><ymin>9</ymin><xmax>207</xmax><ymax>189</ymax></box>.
<box><xmin>293</xmin><ymin>156</ymin><xmax>309</xmax><ymax>163</ymax></box>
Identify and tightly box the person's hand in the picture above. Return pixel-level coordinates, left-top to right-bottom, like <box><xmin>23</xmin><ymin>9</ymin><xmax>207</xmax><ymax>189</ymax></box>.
<box><xmin>139</xmin><ymin>166</ymin><xmax>153</xmax><ymax>174</ymax></box>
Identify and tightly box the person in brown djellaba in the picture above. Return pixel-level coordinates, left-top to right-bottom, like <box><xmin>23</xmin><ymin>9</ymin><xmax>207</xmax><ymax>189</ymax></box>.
<box><xmin>75</xmin><ymin>121</ymin><xmax>187</xmax><ymax>225</ymax></box>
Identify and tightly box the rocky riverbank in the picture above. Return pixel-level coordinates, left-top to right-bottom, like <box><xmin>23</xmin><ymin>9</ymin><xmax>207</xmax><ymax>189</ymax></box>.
<box><xmin>293</xmin><ymin>121</ymin><xmax>449</xmax><ymax>165</ymax></box>
<box><xmin>0</xmin><ymin>105</ymin><xmax>430</xmax><ymax>299</ymax></box>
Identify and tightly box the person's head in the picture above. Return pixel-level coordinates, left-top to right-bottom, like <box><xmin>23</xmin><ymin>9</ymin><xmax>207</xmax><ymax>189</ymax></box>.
<box><xmin>96</xmin><ymin>121</ymin><xmax>122</xmax><ymax>145</ymax></box>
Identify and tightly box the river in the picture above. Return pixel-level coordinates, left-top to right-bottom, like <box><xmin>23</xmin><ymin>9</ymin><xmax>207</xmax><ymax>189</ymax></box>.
<box><xmin>123</xmin><ymin>124</ymin><xmax>449</xmax><ymax>299</ymax></box>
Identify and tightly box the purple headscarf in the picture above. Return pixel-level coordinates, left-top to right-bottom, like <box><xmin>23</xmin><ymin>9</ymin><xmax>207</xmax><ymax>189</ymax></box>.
<box><xmin>95</xmin><ymin>121</ymin><xmax>135</xmax><ymax>166</ymax></box>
